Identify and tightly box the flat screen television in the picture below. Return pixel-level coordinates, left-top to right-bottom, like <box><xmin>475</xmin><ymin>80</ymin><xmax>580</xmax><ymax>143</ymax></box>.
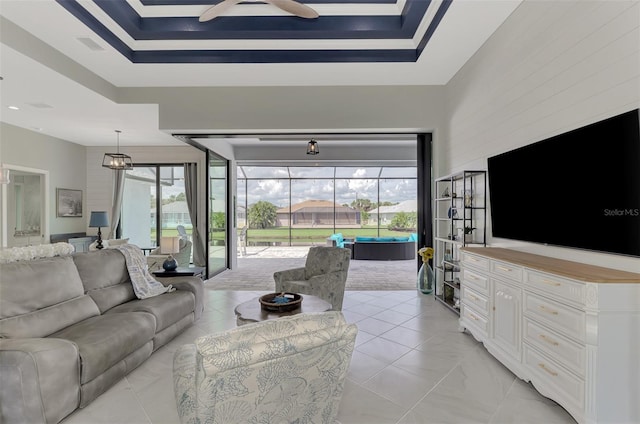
<box><xmin>487</xmin><ymin>108</ymin><xmax>640</xmax><ymax>257</ymax></box>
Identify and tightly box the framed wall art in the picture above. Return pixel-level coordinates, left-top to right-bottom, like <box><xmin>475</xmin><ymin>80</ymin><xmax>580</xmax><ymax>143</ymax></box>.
<box><xmin>56</xmin><ymin>188</ymin><xmax>83</xmax><ymax>217</ymax></box>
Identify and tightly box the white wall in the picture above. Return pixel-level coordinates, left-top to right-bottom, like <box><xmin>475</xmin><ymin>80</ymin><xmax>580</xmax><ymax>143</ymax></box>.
<box><xmin>443</xmin><ymin>1</ymin><xmax>640</xmax><ymax>271</ymax></box>
<box><xmin>120</xmin><ymin>86</ymin><xmax>446</xmax><ymax>135</ymax></box>
<box><xmin>1</xmin><ymin>123</ymin><xmax>87</xmax><ymax>240</ymax></box>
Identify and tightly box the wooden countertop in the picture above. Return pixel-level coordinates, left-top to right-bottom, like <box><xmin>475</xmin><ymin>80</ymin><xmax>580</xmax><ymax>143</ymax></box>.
<box><xmin>461</xmin><ymin>247</ymin><xmax>640</xmax><ymax>283</ymax></box>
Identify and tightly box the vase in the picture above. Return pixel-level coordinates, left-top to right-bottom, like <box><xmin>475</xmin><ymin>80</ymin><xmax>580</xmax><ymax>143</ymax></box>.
<box><xmin>417</xmin><ymin>263</ymin><xmax>434</xmax><ymax>294</ymax></box>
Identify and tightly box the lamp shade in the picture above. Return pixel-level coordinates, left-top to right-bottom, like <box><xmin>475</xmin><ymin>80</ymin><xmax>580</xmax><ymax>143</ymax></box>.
<box><xmin>89</xmin><ymin>211</ymin><xmax>109</xmax><ymax>228</ymax></box>
<box><xmin>160</xmin><ymin>236</ymin><xmax>181</xmax><ymax>254</ymax></box>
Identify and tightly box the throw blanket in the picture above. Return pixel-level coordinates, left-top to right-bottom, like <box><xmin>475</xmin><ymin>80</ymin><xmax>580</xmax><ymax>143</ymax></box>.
<box><xmin>116</xmin><ymin>244</ymin><xmax>175</xmax><ymax>299</ymax></box>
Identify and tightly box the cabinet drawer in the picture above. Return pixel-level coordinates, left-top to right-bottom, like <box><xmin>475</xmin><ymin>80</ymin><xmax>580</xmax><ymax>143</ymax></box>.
<box><xmin>524</xmin><ymin>318</ymin><xmax>585</xmax><ymax>377</ymax></box>
<box><xmin>524</xmin><ymin>293</ymin><xmax>585</xmax><ymax>342</ymax></box>
<box><xmin>491</xmin><ymin>260</ymin><xmax>523</xmax><ymax>283</ymax></box>
<box><xmin>525</xmin><ymin>270</ymin><xmax>585</xmax><ymax>305</ymax></box>
<box><xmin>524</xmin><ymin>344</ymin><xmax>584</xmax><ymax>411</ymax></box>
<box><xmin>461</xmin><ymin>304</ymin><xmax>489</xmax><ymax>338</ymax></box>
<box><xmin>461</xmin><ymin>286</ymin><xmax>489</xmax><ymax>316</ymax></box>
<box><xmin>461</xmin><ymin>268</ymin><xmax>489</xmax><ymax>294</ymax></box>
<box><xmin>461</xmin><ymin>252</ymin><xmax>490</xmax><ymax>271</ymax></box>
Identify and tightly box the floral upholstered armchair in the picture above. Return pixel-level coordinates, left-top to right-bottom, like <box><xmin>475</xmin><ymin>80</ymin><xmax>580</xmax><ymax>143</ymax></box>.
<box><xmin>172</xmin><ymin>311</ymin><xmax>357</xmax><ymax>424</ymax></box>
<box><xmin>273</xmin><ymin>246</ymin><xmax>351</xmax><ymax>310</ymax></box>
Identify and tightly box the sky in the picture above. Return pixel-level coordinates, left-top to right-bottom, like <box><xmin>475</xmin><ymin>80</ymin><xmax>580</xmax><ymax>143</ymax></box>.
<box><xmin>127</xmin><ymin>165</ymin><xmax>417</xmax><ymax>209</ymax></box>
<box><xmin>238</xmin><ymin>166</ymin><xmax>417</xmax><ymax>208</ymax></box>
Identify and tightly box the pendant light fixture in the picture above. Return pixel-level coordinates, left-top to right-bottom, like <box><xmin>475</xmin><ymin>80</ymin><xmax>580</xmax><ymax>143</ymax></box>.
<box><xmin>306</xmin><ymin>139</ymin><xmax>319</xmax><ymax>155</ymax></box>
<box><xmin>102</xmin><ymin>130</ymin><xmax>133</xmax><ymax>170</ymax></box>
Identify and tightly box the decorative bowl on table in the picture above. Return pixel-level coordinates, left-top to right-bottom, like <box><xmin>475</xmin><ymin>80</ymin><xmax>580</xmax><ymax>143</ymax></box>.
<box><xmin>259</xmin><ymin>292</ymin><xmax>303</xmax><ymax>312</ymax></box>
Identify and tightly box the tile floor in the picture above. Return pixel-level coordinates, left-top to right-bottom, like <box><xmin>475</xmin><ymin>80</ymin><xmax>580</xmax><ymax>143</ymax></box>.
<box><xmin>61</xmin><ymin>288</ymin><xmax>577</xmax><ymax>424</ymax></box>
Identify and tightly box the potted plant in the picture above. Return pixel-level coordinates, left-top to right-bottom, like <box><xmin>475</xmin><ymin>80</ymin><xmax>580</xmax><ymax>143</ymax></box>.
<box><xmin>464</xmin><ymin>226</ymin><xmax>475</xmax><ymax>243</ymax></box>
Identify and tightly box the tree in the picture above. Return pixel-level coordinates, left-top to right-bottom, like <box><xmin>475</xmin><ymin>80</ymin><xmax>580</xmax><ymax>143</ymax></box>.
<box><xmin>350</xmin><ymin>198</ymin><xmax>373</xmax><ymax>212</ymax></box>
<box><xmin>210</xmin><ymin>212</ymin><xmax>225</xmax><ymax>229</ymax></box>
<box><xmin>248</xmin><ymin>201</ymin><xmax>278</xmax><ymax>229</ymax></box>
<box><xmin>389</xmin><ymin>211</ymin><xmax>417</xmax><ymax>231</ymax></box>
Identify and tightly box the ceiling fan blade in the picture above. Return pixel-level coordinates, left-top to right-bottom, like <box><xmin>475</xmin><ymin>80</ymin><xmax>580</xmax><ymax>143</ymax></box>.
<box><xmin>264</xmin><ymin>0</ymin><xmax>319</xmax><ymax>18</ymax></box>
<box><xmin>199</xmin><ymin>0</ymin><xmax>244</xmax><ymax>22</ymax></box>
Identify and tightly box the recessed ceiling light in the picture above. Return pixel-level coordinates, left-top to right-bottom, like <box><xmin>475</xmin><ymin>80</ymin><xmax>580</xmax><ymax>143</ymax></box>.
<box><xmin>8</xmin><ymin>106</ymin><xmax>19</xmax><ymax>110</ymax></box>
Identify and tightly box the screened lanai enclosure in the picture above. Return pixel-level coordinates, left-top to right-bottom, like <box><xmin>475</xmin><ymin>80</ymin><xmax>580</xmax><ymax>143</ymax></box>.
<box><xmin>237</xmin><ymin>165</ymin><xmax>417</xmax><ymax>246</ymax></box>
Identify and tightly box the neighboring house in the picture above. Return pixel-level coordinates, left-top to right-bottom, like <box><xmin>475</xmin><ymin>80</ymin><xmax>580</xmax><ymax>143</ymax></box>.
<box><xmin>276</xmin><ymin>200</ymin><xmax>360</xmax><ymax>227</ymax></box>
<box><xmin>151</xmin><ymin>201</ymin><xmax>192</xmax><ymax>228</ymax></box>
<box><xmin>368</xmin><ymin>199</ymin><xmax>417</xmax><ymax>225</ymax></box>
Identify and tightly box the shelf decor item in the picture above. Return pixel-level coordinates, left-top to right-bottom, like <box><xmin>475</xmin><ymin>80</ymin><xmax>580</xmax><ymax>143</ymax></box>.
<box><xmin>417</xmin><ymin>247</ymin><xmax>434</xmax><ymax>294</ymax></box>
<box><xmin>464</xmin><ymin>190</ymin><xmax>473</xmax><ymax>207</ymax></box>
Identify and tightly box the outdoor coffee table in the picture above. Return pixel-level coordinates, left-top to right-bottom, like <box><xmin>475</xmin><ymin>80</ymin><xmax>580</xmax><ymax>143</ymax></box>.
<box><xmin>234</xmin><ymin>293</ymin><xmax>332</xmax><ymax>326</ymax></box>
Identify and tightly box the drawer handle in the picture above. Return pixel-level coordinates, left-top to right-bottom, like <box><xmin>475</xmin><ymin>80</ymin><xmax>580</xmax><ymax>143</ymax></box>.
<box><xmin>469</xmin><ymin>294</ymin><xmax>480</xmax><ymax>301</ymax></box>
<box><xmin>468</xmin><ymin>313</ymin><xmax>479</xmax><ymax>321</ymax></box>
<box><xmin>538</xmin><ymin>334</ymin><xmax>559</xmax><ymax>346</ymax></box>
<box><xmin>539</xmin><ymin>305</ymin><xmax>559</xmax><ymax>315</ymax></box>
<box><xmin>541</xmin><ymin>279</ymin><xmax>561</xmax><ymax>287</ymax></box>
<box><xmin>469</xmin><ymin>257</ymin><xmax>479</xmax><ymax>262</ymax></box>
<box><xmin>538</xmin><ymin>363</ymin><xmax>558</xmax><ymax>377</ymax></box>
<box><xmin>496</xmin><ymin>265</ymin><xmax>512</xmax><ymax>272</ymax></box>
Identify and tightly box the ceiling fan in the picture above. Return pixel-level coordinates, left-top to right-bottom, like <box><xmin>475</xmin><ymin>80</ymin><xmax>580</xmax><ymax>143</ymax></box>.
<box><xmin>199</xmin><ymin>0</ymin><xmax>319</xmax><ymax>22</ymax></box>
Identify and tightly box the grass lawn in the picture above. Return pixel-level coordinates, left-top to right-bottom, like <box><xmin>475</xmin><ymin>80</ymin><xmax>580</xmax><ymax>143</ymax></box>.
<box><xmin>153</xmin><ymin>227</ymin><xmax>415</xmax><ymax>244</ymax></box>
<box><xmin>245</xmin><ymin>227</ymin><xmax>414</xmax><ymax>243</ymax></box>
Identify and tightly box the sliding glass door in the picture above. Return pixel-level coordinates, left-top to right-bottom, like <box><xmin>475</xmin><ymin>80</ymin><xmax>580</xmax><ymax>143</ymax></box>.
<box><xmin>121</xmin><ymin>165</ymin><xmax>193</xmax><ymax>256</ymax></box>
<box><xmin>208</xmin><ymin>152</ymin><xmax>227</xmax><ymax>275</ymax></box>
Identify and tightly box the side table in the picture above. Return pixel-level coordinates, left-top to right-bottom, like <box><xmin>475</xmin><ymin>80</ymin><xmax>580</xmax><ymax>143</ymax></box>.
<box><xmin>152</xmin><ymin>266</ymin><xmax>205</xmax><ymax>279</ymax></box>
<box><xmin>234</xmin><ymin>293</ymin><xmax>332</xmax><ymax>326</ymax></box>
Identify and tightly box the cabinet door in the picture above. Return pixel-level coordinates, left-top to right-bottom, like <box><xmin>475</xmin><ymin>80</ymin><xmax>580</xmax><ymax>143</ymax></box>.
<box><xmin>492</xmin><ymin>279</ymin><xmax>522</xmax><ymax>359</ymax></box>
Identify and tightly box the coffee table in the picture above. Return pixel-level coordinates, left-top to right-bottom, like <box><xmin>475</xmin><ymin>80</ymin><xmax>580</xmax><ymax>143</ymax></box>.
<box><xmin>234</xmin><ymin>293</ymin><xmax>332</xmax><ymax>326</ymax></box>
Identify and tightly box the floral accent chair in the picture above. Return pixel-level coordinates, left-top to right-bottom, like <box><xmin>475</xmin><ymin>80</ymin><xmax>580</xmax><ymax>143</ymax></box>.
<box><xmin>273</xmin><ymin>246</ymin><xmax>351</xmax><ymax>311</ymax></box>
<box><xmin>173</xmin><ymin>311</ymin><xmax>357</xmax><ymax>424</ymax></box>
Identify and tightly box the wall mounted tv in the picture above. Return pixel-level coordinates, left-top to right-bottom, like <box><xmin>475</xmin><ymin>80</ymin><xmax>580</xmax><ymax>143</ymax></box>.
<box><xmin>487</xmin><ymin>109</ymin><xmax>640</xmax><ymax>257</ymax></box>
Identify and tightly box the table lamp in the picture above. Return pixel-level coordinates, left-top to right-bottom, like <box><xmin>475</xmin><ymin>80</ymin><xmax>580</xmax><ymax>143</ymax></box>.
<box><xmin>160</xmin><ymin>236</ymin><xmax>180</xmax><ymax>271</ymax></box>
<box><xmin>89</xmin><ymin>211</ymin><xmax>109</xmax><ymax>250</ymax></box>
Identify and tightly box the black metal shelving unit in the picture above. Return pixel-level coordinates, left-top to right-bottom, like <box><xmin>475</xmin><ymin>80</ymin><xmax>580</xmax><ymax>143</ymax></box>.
<box><xmin>433</xmin><ymin>170</ymin><xmax>487</xmax><ymax>314</ymax></box>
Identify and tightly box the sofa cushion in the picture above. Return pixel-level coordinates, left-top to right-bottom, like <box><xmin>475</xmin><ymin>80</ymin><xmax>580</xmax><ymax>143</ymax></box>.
<box><xmin>73</xmin><ymin>250</ymin><xmax>136</xmax><ymax>313</ymax></box>
<box><xmin>0</xmin><ymin>256</ymin><xmax>101</xmax><ymax>338</ymax></box>
<box><xmin>50</xmin><ymin>312</ymin><xmax>156</xmax><ymax>384</ymax></box>
<box><xmin>354</xmin><ymin>236</ymin><xmax>374</xmax><ymax>242</ymax></box>
<box><xmin>106</xmin><ymin>290</ymin><xmax>195</xmax><ymax>333</ymax></box>
<box><xmin>0</xmin><ymin>296</ymin><xmax>100</xmax><ymax>339</ymax></box>
<box><xmin>1</xmin><ymin>256</ymin><xmax>85</xmax><ymax>318</ymax></box>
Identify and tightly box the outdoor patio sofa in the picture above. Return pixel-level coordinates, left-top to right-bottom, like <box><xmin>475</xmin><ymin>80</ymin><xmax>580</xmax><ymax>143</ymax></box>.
<box><xmin>0</xmin><ymin>246</ymin><xmax>204</xmax><ymax>424</ymax></box>
<box><xmin>327</xmin><ymin>232</ymin><xmax>417</xmax><ymax>260</ymax></box>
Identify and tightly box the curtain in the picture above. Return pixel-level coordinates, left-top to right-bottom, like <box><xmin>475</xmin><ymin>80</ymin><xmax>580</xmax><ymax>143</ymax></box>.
<box><xmin>109</xmin><ymin>169</ymin><xmax>125</xmax><ymax>239</ymax></box>
<box><xmin>185</xmin><ymin>163</ymin><xmax>206</xmax><ymax>266</ymax></box>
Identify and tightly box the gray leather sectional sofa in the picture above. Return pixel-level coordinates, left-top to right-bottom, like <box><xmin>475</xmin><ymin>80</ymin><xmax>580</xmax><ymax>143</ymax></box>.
<box><xmin>0</xmin><ymin>249</ymin><xmax>204</xmax><ymax>424</ymax></box>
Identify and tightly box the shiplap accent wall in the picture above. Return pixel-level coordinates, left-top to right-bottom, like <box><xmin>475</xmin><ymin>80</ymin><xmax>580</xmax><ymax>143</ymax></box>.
<box><xmin>443</xmin><ymin>0</ymin><xmax>640</xmax><ymax>271</ymax></box>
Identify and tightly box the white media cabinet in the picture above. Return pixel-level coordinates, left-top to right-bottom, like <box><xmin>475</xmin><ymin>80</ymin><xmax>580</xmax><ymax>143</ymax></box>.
<box><xmin>459</xmin><ymin>247</ymin><xmax>640</xmax><ymax>424</ymax></box>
